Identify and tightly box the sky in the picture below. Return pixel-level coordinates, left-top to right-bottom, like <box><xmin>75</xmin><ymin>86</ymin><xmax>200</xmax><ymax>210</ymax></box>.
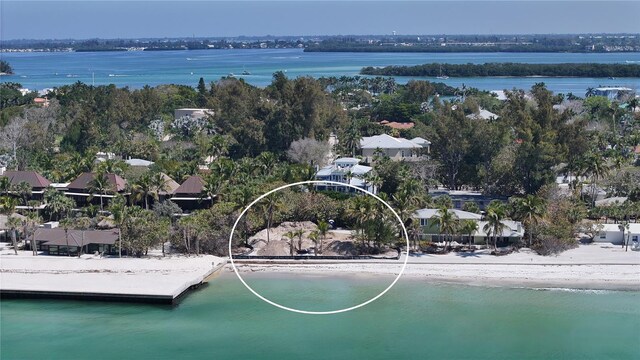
<box><xmin>1</xmin><ymin>1</ymin><xmax>640</xmax><ymax>40</ymax></box>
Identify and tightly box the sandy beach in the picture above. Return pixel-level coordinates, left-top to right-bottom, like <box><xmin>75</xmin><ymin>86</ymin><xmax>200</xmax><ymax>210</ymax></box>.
<box><xmin>231</xmin><ymin>244</ymin><xmax>640</xmax><ymax>291</ymax></box>
<box><xmin>1</xmin><ymin>243</ymin><xmax>638</xmax><ymax>301</ymax></box>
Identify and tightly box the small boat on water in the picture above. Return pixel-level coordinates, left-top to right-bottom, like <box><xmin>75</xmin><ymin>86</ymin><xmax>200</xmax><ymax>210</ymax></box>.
<box><xmin>242</xmin><ymin>70</ymin><xmax>251</xmax><ymax>75</ymax></box>
<box><xmin>436</xmin><ymin>64</ymin><xmax>449</xmax><ymax>79</ymax></box>
<box><xmin>228</xmin><ymin>73</ymin><xmax>235</xmax><ymax>77</ymax></box>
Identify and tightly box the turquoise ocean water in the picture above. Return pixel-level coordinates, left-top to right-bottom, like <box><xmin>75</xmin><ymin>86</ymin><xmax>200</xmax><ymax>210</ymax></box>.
<box><xmin>2</xmin><ymin>273</ymin><xmax>639</xmax><ymax>359</ymax></box>
<box><xmin>2</xmin><ymin>49</ymin><xmax>640</xmax><ymax>94</ymax></box>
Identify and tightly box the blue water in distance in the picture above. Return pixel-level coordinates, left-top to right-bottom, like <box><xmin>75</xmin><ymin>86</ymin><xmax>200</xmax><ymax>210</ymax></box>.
<box><xmin>1</xmin><ymin>273</ymin><xmax>639</xmax><ymax>360</ymax></box>
<box><xmin>2</xmin><ymin>49</ymin><xmax>639</xmax><ymax>95</ymax></box>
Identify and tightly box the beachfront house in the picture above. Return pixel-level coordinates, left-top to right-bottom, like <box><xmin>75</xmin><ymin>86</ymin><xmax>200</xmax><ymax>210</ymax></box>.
<box><xmin>595</xmin><ymin>223</ymin><xmax>640</xmax><ymax>245</ymax></box>
<box><xmin>65</xmin><ymin>172</ymin><xmax>127</xmax><ymax>208</ymax></box>
<box><xmin>414</xmin><ymin>208</ymin><xmax>525</xmax><ymax>246</ymax></box>
<box><xmin>34</xmin><ymin>228</ymin><xmax>118</xmax><ymax>256</ymax></box>
<box><xmin>315</xmin><ymin>157</ymin><xmax>375</xmax><ymax>194</ymax></box>
<box><xmin>1</xmin><ymin>170</ymin><xmax>52</xmax><ymax>203</ymax></box>
<box><xmin>360</xmin><ymin>134</ymin><xmax>429</xmax><ymax>163</ymax></box>
<box><xmin>171</xmin><ymin>175</ymin><xmax>211</xmax><ymax>211</ymax></box>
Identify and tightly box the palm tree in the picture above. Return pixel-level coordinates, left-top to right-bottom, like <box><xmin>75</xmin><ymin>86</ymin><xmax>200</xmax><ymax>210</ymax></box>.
<box><xmin>294</xmin><ymin>228</ymin><xmax>305</xmax><ymax>253</ymax></box>
<box><xmin>483</xmin><ymin>207</ymin><xmax>508</xmax><ymax>251</ymax></box>
<box><xmin>514</xmin><ymin>195</ymin><xmax>546</xmax><ymax>248</ymax></box>
<box><xmin>261</xmin><ymin>192</ymin><xmax>282</xmax><ymax>244</ymax></box>
<box><xmin>585</xmin><ymin>87</ymin><xmax>595</xmax><ymax>97</ymax></box>
<box><xmin>131</xmin><ymin>174</ymin><xmax>153</xmax><ymax>210</ymax></box>
<box><xmin>14</xmin><ymin>181</ymin><xmax>31</xmax><ymax>206</ymax></box>
<box><xmin>0</xmin><ymin>196</ymin><xmax>17</xmax><ymax>216</ymax></box>
<box><xmin>201</xmin><ymin>174</ymin><xmax>223</xmax><ymax>205</ymax></box>
<box><xmin>316</xmin><ymin>220</ymin><xmax>330</xmax><ymax>255</ymax></box>
<box><xmin>88</xmin><ymin>172</ymin><xmax>110</xmax><ymax>212</ymax></box>
<box><xmin>284</xmin><ymin>230</ymin><xmax>296</xmax><ymax>256</ymax></box>
<box><xmin>347</xmin><ymin>195</ymin><xmax>376</xmax><ymax>247</ymax></box>
<box><xmin>25</xmin><ymin>213</ymin><xmax>42</xmax><ymax>256</ymax></box>
<box><xmin>74</xmin><ymin>217</ymin><xmax>92</xmax><ymax>257</ymax></box>
<box><xmin>431</xmin><ymin>206</ymin><xmax>459</xmax><ymax>250</ymax></box>
<box><xmin>0</xmin><ymin>176</ymin><xmax>11</xmax><ymax>196</ymax></box>
<box><xmin>309</xmin><ymin>231</ymin><xmax>320</xmax><ymax>255</ymax></box>
<box><xmin>581</xmin><ymin>152</ymin><xmax>611</xmax><ymax>207</ymax></box>
<box><xmin>109</xmin><ymin>195</ymin><xmax>127</xmax><ymax>258</ymax></box>
<box><xmin>150</xmin><ymin>172</ymin><xmax>170</xmax><ymax>200</ymax></box>
<box><xmin>257</xmin><ymin>152</ymin><xmax>277</xmax><ymax>177</ymax></box>
<box><xmin>59</xmin><ymin>218</ymin><xmax>72</xmax><ymax>257</ymax></box>
<box><xmin>459</xmin><ymin>220</ymin><xmax>479</xmax><ymax>249</ymax></box>
<box><xmin>45</xmin><ymin>193</ymin><xmax>76</xmax><ymax>221</ymax></box>
<box><xmin>7</xmin><ymin>216</ymin><xmax>22</xmax><ymax>255</ymax></box>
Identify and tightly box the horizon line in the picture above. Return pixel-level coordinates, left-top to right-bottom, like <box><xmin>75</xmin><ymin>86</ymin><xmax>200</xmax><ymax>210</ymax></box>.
<box><xmin>3</xmin><ymin>32</ymin><xmax>640</xmax><ymax>42</ymax></box>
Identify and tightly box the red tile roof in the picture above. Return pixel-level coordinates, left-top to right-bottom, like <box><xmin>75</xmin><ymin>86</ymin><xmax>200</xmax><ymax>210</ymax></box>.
<box><xmin>67</xmin><ymin>173</ymin><xmax>127</xmax><ymax>192</ymax></box>
<box><xmin>2</xmin><ymin>171</ymin><xmax>51</xmax><ymax>189</ymax></box>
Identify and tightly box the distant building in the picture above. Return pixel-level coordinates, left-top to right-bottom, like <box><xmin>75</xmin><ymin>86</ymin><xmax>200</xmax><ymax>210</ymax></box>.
<box><xmin>315</xmin><ymin>157</ymin><xmax>375</xmax><ymax>194</ymax></box>
<box><xmin>466</xmin><ymin>108</ymin><xmax>499</xmax><ymax>120</ymax></box>
<box><xmin>174</xmin><ymin>108</ymin><xmax>214</xmax><ymax>120</ymax></box>
<box><xmin>125</xmin><ymin>158</ymin><xmax>154</xmax><ymax>167</ymax></box>
<box><xmin>592</xmin><ymin>87</ymin><xmax>634</xmax><ymax>101</ymax></box>
<box><xmin>360</xmin><ymin>134</ymin><xmax>429</xmax><ymax>162</ymax></box>
<box><xmin>1</xmin><ymin>170</ymin><xmax>51</xmax><ymax>201</ymax></box>
<box><xmin>429</xmin><ymin>189</ymin><xmax>506</xmax><ymax>211</ymax></box>
<box><xmin>379</xmin><ymin>120</ymin><xmax>415</xmax><ymax>130</ymax></box>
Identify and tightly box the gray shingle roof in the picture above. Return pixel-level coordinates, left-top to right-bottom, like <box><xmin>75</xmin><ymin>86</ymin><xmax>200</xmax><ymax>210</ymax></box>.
<box><xmin>360</xmin><ymin>134</ymin><xmax>423</xmax><ymax>149</ymax></box>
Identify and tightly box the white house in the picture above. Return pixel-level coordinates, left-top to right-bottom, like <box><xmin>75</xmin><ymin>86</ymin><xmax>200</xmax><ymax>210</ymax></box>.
<box><xmin>592</xmin><ymin>87</ymin><xmax>634</xmax><ymax>101</ymax></box>
<box><xmin>174</xmin><ymin>108</ymin><xmax>214</xmax><ymax>120</ymax></box>
<box><xmin>315</xmin><ymin>157</ymin><xmax>375</xmax><ymax>194</ymax></box>
<box><xmin>360</xmin><ymin>134</ymin><xmax>429</xmax><ymax>163</ymax></box>
<box><xmin>414</xmin><ymin>208</ymin><xmax>524</xmax><ymax>245</ymax></box>
<box><xmin>466</xmin><ymin>108</ymin><xmax>499</xmax><ymax>120</ymax></box>
<box><xmin>595</xmin><ymin>223</ymin><xmax>640</xmax><ymax>245</ymax></box>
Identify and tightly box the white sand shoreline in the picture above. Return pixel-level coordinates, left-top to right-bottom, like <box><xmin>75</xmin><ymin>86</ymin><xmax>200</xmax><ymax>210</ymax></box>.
<box><xmin>1</xmin><ymin>244</ymin><xmax>638</xmax><ymax>301</ymax></box>
<box><xmin>229</xmin><ymin>244</ymin><xmax>640</xmax><ymax>291</ymax></box>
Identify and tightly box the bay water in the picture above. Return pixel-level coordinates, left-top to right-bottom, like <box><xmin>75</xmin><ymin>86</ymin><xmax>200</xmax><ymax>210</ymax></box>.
<box><xmin>1</xmin><ymin>273</ymin><xmax>639</xmax><ymax>359</ymax></box>
<box><xmin>2</xmin><ymin>49</ymin><xmax>640</xmax><ymax>95</ymax></box>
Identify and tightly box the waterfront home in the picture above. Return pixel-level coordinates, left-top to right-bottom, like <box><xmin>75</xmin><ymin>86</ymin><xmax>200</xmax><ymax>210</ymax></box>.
<box><xmin>171</xmin><ymin>175</ymin><xmax>210</xmax><ymax>210</ymax></box>
<box><xmin>595</xmin><ymin>223</ymin><xmax>640</xmax><ymax>245</ymax></box>
<box><xmin>315</xmin><ymin>157</ymin><xmax>375</xmax><ymax>194</ymax></box>
<box><xmin>1</xmin><ymin>170</ymin><xmax>51</xmax><ymax>202</ymax></box>
<box><xmin>592</xmin><ymin>87</ymin><xmax>634</xmax><ymax>101</ymax></box>
<box><xmin>414</xmin><ymin>208</ymin><xmax>524</xmax><ymax>246</ymax></box>
<box><xmin>65</xmin><ymin>172</ymin><xmax>127</xmax><ymax>207</ymax></box>
<box><xmin>429</xmin><ymin>189</ymin><xmax>506</xmax><ymax>212</ymax></box>
<box><xmin>34</xmin><ymin>228</ymin><xmax>118</xmax><ymax>256</ymax></box>
<box><xmin>360</xmin><ymin>134</ymin><xmax>428</xmax><ymax>163</ymax></box>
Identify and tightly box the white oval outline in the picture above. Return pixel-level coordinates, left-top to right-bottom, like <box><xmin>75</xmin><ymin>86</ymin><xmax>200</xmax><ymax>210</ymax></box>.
<box><xmin>228</xmin><ymin>180</ymin><xmax>409</xmax><ymax>315</ymax></box>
